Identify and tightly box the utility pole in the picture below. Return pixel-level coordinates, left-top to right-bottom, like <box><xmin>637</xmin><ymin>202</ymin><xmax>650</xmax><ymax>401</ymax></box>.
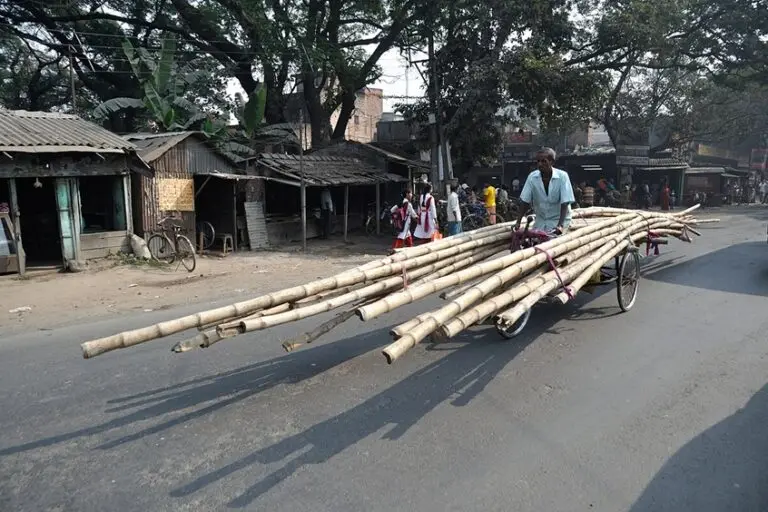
<box><xmin>68</xmin><ymin>45</ymin><xmax>77</xmax><ymax>114</ymax></box>
<box><xmin>299</xmin><ymin>104</ymin><xmax>307</xmax><ymax>253</ymax></box>
<box><xmin>428</xmin><ymin>30</ymin><xmax>452</xmax><ymax>195</ymax></box>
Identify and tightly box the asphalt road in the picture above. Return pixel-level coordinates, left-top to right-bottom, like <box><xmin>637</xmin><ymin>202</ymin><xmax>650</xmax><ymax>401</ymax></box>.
<box><xmin>2</xmin><ymin>207</ymin><xmax>768</xmax><ymax>512</ymax></box>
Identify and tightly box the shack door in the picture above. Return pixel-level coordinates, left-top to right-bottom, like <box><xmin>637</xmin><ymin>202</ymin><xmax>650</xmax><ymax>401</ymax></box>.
<box><xmin>55</xmin><ymin>178</ymin><xmax>78</xmax><ymax>264</ymax></box>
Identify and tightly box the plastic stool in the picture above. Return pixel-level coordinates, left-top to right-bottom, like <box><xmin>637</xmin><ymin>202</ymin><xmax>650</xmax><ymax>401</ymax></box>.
<box><xmin>217</xmin><ymin>233</ymin><xmax>234</xmax><ymax>255</ymax></box>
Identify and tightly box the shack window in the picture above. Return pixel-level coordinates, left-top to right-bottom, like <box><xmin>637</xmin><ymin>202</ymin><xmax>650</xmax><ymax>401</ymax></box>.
<box><xmin>0</xmin><ymin>214</ymin><xmax>16</xmax><ymax>256</ymax></box>
<box><xmin>78</xmin><ymin>176</ymin><xmax>127</xmax><ymax>233</ymax></box>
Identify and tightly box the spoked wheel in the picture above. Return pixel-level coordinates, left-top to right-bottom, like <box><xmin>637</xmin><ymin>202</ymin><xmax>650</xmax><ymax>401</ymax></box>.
<box><xmin>617</xmin><ymin>249</ymin><xmax>640</xmax><ymax>311</ymax></box>
<box><xmin>196</xmin><ymin>221</ymin><xmax>215</xmax><ymax>250</ymax></box>
<box><xmin>175</xmin><ymin>235</ymin><xmax>197</xmax><ymax>272</ymax></box>
<box><xmin>495</xmin><ymin>308</ymin><xmax>532</xmax><ymax>340</ymax></box>
<box><xmin>147</xmin><ymin>234</ymin><xmax>175</xmax><ymax>264</ymax></box>
<box><xmin>462</xmin><ymin>214</ymin><xmax>487</xmax><ymax>232</ymax></box>
<box><xmin>495</xmin><ymin>213</ymin><xmax>506</xmax><ymax>224</ymax></box>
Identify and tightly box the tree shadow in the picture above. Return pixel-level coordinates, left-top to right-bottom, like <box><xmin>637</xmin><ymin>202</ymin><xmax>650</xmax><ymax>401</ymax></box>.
<box><xmin>0</xmin><ymin>327</ymin><xmax>394</xmax><ymax>457</ymax></box>
<box><xmin>630</xmin><ymin>383</ymin><xmax>768</xmax><ymax>512</ymax></box>
<box><xmin>642</xmin><ymin>242</ymin><xmax>768</xmax><ymax>297</ymax></box>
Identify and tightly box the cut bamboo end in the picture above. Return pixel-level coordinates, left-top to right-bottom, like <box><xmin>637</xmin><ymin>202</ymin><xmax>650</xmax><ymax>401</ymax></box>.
<box><xmin>382</xmin><ymin>334</ymin><xmax>416</xmax><ymax>364</ymax></box>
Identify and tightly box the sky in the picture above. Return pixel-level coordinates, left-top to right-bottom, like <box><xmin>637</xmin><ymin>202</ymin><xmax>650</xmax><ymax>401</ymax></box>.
<box><xmin>225</xmin><ymin>47</ymin><xmax>427</xmax><ymax>113</ymax></box>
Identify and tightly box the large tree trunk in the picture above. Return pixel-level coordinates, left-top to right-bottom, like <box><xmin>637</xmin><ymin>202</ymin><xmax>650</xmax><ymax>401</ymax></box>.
<box><xmin>303</xmin><ymin>75</ymin><xmax>332</xmax><ymax>148</ymax></box>
<box><xmin>331</xmin><ymin>89</ymin><xmax>357</xmax><ymax>141</ymax></box>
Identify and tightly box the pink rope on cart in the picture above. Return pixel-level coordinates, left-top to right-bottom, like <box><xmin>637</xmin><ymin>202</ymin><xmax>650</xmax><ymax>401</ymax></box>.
<box><xmin>534</xmin><ymin>246</ymin><xmax>574</xmax><ymax>299</ymax></box>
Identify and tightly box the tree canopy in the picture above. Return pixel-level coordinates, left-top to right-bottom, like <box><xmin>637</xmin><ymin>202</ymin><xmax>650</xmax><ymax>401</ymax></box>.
<box><xmin>0</xmin><ymin>0</ymin><xmax>766</xmax><ymax>161</ymax></box>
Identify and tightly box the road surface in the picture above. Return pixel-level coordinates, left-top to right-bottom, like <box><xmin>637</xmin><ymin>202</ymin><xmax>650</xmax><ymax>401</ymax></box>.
<box><xmin>2</xmin><ymin>207</ymin><xmax>768</xmax><ymax>512</ymax></box>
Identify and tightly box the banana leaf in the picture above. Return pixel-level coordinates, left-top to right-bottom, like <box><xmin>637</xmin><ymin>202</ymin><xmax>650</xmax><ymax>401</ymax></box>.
<box><xmin>153</xmin><ymin>34</ymin><xmax>176</xmax><ymax>93</ymax></box>
<box><xmin>92</xmin><ymin>97</ymin><xmax>146</xmax><ymax>119</ymax></box>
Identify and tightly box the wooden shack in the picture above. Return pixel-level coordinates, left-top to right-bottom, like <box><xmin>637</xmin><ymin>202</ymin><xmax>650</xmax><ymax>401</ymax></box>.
<box><xmin>123</xmin><ymin>132</ymin><xmax>256</xmax><ymax>251</ymax></box>
<box><xmin>0</xmin><ymin>110</ymin><xmax>150</xmax><ymax>274</ymax></box>
<box><xmin>248</xmin><ymin>153</ymin><xmax>407</xmax><ymax>245</ymax></box>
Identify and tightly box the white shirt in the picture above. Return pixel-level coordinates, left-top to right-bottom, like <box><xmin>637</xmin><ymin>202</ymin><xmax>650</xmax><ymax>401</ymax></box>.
<box><xmin>447</xmin><ymin>192</ymin><xmax>462</xmax><ymax>222</ymax></box>
<box><xmin>520</xmin><ymin>168</ymin><xmax>575</xmax><ymax>231</ymax></box>
<box><xmin>320</xmin><ymin>189</ymin><xmax>333</xmax><ymax>212</ymax></box>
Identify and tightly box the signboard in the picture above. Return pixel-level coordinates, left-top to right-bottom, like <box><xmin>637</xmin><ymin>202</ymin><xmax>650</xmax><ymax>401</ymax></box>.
<box><xmin>504</xmin><ymin>130</ymin><xmax>534</xmax><ymax>145</ymax></box>
<box><xmin>157</xmin><ymin>178</ymin><xmax>194</xmax><ymax>211</ymax></box>
<box><xmin>616</xmin><ymin>145</ymin><xmax>649</xmax><ymax>166</ymax></box>
<box><xmin>750</xmin><ymin>148</ymin><xmax>768</xmax><ymax>172</ymax></box>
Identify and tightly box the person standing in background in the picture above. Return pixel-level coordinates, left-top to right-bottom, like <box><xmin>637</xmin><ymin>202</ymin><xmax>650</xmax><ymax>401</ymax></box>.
<box><xmin>413</xmin><ymin>183</ymin><xmax>438</xmax><ymax>244</ymax></box>
<box><xmin>447</xmin><ymin>183</ymin><xmax>463</xmax><ymax>236</ymax></box>
<box><xmin>319</xmin><ymin>187</ymin><xmax>334</xmax><ymax>239</ymax></box>
<box><xmin>582</xmin><ymin>181</ymin><xmax>595</xmax><ymax>207</ymax></box>
<box><xmin>497</xmin><ymin>185</ymin><xmax>509</xmax><ymax>203</ymax></box>
<box><xmin>660</xmin><ymin>180</ymin><xmax>671</xmax><ymax>211</ymax></box>
<box><xmin>483</xmin><ymin>181</ymin><xmax>497</xmax><ymax>224</ymax></box>
<box><xmin>512</xmin><ymin>177</ymin><xmax>521</xmax><ymax>196</ymax></box>
<box><xmin>390</xmin><ymin>189</ymin><xmax>418</xmax><ymax>248</ymax></box>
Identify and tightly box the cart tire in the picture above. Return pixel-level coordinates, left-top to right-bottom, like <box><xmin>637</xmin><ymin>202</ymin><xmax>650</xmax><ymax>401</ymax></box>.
<box><xmin>147</xmin><ymin>234</ymin><xmax>175</xmax><ymax>264</ymax></box>
<box><xmin>496</xmin><ymin>308</ymin><xmax>532</xmax><ymax>339</ymax></box>
<box><xmin>617</xmin><ymin>250</ymin><xmax>640</xmax><ymax>312</ymax></box>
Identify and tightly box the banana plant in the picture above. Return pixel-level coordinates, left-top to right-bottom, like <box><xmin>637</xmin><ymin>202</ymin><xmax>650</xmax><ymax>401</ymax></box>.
<box><xmin>92</xmin><ymin>34</ymin><xmax>206</xmax><ymax>132</ymax></box>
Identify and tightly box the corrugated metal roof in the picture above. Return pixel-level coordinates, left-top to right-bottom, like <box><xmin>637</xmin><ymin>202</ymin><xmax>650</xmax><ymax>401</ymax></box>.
<box><xmin>122</xmin><ymin>131</ymin><xmax>200</xmax><ymax>162</ymax></box>
<box><xmin>256</xmin><ymin>153</ymin><xmax>407</xmax><ymax>186</ymax></box>
<box><xmin>685</xmin><ymin>167</ymin><xmax>727</xmax><ymax>175</ymax></box>
<box><xmin>0</xmin><ymin>109</ymin><xmax>135</xmax><ymax>154</ymax></box>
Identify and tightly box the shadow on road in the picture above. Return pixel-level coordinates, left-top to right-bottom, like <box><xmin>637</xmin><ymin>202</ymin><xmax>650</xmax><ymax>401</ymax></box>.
<box><xmin>642</xmin><ymin>242</ymin><xmax>768</xmax><ymax>296</ymax></box>
<box><xmin>167</xmin><ymin>296</ymin><xmax>610</xmax><ymax>508</ymax></box>
<box><xmin>0</xmin><ymin>327</ymin><xmax>395</xmax><ymax>456</ymax></box>
<box><xmin>630</xmin><ymin>383</ymin><xmax>768</xmax><ymax>512</ymax></box>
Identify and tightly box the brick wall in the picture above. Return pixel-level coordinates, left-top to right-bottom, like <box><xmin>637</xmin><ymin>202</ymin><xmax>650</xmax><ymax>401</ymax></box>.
<box><xmin>330</xmin><ymin>88</ymin><xmax>384</xmax><ymax>143</ymax></box>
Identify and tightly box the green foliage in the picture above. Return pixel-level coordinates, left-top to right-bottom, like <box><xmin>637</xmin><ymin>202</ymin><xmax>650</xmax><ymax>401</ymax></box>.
<box><xmin>92</xmin><ymin>34</ymin><xmax>209</xmax><ymax>132</ymax></box>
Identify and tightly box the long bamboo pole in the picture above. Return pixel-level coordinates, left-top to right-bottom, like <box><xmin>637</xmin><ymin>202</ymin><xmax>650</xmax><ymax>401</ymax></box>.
<box><xmin>80</xmin><ymin>229</ymin><xmax>512</xmax><ymax>358</ymax></box>
<box><xmin>379</xmin><ymin>215</ymin><xmax>673</xmax><ymax>363</ymax></box>
<box><xmin>358</xmin><ymin>213</ymin><xmax>639</xmax><ymax>322</ymax></box>
<box><xmin>496</xmin><ymin>230</ymin><xmax>642</xmax><ymax>328</ymax></box>
<box><xmin>231</xmin><ymin>244</ymin><xmax>506</xmax><ymax>335</ymax></box>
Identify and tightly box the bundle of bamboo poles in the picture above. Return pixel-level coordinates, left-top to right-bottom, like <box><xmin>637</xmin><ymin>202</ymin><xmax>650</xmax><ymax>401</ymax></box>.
<box><xmin>79</xmin><ymin>205</ymin><xmax>717</xmax><ymax>365</ymax></box>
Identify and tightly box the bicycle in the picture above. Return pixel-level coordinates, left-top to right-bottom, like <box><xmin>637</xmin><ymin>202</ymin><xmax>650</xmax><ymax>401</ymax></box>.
<box><xmin>365</xmin><ymin>202</ymin><xmax>394</xmax><ymax>235</ymax></box>
<box><xmin>460</xmin><ymin>202</ymin><xmax>507</xmax><ymax>232</ymax></box>
<box><xmin>147</xmin><ymin>217</ymin><xmax>197</xmax><ymax>272</ymax></box>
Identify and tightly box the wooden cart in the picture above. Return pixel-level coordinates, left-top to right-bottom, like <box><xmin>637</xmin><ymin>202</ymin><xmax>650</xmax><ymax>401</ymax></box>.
<box><xmin>494</xmin><ymin>218</ymin><xmax>641</xmax><ymax>339</ymax></box>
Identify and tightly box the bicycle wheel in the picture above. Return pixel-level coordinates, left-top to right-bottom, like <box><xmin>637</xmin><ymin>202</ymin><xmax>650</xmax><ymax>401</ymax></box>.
<box><xmin>147</xmin><ymin>234</ymin><xmax>175</xmax><ymax>264</ymax></box>
<box><xmin>176</xmin><ymin>235</ymin><xmax>197</xmax><ymax>272</ymax></box>
<box><xmin>196</xmin><ymin>221</ymin><xmax>215</xmax><ymax>249</ymax></box>
<box><xmin>462</xmin><ymin>214</ymin><xmax>486</xmax><ymax>232</ymax></box>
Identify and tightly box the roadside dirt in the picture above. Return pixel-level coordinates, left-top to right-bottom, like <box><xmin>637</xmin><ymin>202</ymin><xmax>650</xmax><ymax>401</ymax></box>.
<box><xmin>1</xmin><ymin>237</ymin><xmax>390</xmax><ymax>334</ymax></box>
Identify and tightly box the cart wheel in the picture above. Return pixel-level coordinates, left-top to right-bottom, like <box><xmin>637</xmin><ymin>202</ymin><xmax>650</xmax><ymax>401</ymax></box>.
<box><xmin>496</xmin><ymin>308</ymin><xmax>532</xmax><ymax>339</ymax></box>
<box><xmin>617</xmin><ymin>250</ymin><xmax>640</xmax><ymax>312</ymax></box>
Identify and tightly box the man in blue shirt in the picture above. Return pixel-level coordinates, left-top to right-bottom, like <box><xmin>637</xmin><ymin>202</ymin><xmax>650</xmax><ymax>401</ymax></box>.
<box><xmin>515</xmin><ymin>147</ymin><xmax>575</xmax><ymax>234</ymax></box>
